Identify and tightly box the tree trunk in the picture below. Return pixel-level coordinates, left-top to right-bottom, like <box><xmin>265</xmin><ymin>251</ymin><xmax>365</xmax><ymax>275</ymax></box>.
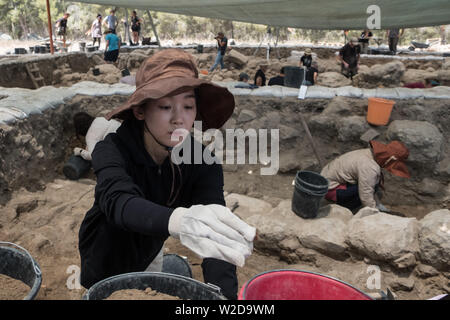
<box><xmin>440</xmin><ymin>26</ymin><xmax>447</xmax><ymax>45</ymax></box>
<box><xmin>18</xmin><ymin>16</ymin><xmax>28</xmax><ymax>39</ymax></box>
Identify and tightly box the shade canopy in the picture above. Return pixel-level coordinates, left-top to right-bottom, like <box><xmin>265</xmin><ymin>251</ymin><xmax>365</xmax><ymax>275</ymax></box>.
<box><xmin>74</xmin><ymin>0</ymin><xmax>450</xmax><ymax>29</ymax></box>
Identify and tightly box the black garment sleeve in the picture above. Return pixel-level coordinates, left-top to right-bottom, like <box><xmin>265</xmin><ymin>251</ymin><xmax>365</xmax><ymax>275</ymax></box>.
<box><xmin>191</xmin><ymin>162</ymin><xmax>226</xmax><ymax>206</ymax></box>
<box><xmin>91</xmin><ymin>139</ymin><xmax>173</xmax><ymax>237</ymax></box>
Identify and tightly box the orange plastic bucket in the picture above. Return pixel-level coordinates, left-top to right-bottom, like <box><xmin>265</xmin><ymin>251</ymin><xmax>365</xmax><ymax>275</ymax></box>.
<box><xmin>367</xmin><ymin>97</ymin><xmax>395</xmax><ymax>126</ymax></box>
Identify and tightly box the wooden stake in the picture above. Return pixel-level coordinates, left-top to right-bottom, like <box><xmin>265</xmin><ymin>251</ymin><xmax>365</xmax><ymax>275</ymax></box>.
<box><xmin>45</xmin><ymin>0</ymin><xmax>54</xmax><ymax>54</ymax></box>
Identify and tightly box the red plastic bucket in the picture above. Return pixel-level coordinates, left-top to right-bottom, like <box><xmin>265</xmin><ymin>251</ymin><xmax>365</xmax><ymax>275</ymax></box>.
<box><xmin>238</xmin><ymin>270</ymin><xmax>373</xmax><ymax>300</ymax></box>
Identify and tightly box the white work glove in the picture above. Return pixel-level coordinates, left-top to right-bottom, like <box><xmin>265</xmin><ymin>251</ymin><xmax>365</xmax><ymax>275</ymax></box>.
<box><xmin>73</xmin><ymin>147</ymin><xmax>92</xmax><ymax>161</ymax></box>
<box><xmin>168</xmin><ymin>204</ymin><xmax>256</xmax><ymax>267</ymax></box>
<box><xmin>376</xmin><ymin>203</ymin><xmax>391</xmax><ymax>213</ymax></box>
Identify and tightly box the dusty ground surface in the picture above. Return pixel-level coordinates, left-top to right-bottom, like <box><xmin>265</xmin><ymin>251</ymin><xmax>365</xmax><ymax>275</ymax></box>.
<box><xmin>105</xmin><ymin>288</ymin><xmax>181</xmax><ymax>300</ymax></box>
<box><xmin>0</xmin><ymin>176</ymin><xmax>448</xmax><ymax>300</ymax></box>
<box><xmin>0</xmin><ymin>274</ymin><xmax>31</xmax><ymax>300</ymax></box>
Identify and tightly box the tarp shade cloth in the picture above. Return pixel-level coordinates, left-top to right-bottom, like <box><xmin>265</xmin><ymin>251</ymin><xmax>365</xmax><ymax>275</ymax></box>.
<box><xmin>74</xmin><ymin>0</ymin><xmax>450</xmax><ymax>29</ymax></box>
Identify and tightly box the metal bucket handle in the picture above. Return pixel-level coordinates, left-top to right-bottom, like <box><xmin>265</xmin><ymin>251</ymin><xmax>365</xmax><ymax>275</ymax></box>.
<box><xmin>0</xmin><ymin>241</ymin><xmax>42</xmax><ymax>277</ymax></box>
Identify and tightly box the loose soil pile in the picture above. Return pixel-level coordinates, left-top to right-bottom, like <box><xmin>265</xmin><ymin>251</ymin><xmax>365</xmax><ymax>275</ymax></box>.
<box><xmin>105</xmin><ymin>288</ymin><xmax>181</xmax><ymax>300</ymax></box>
<box><xmin>0</xmin><ymin>274</ymin><xmax>30</xmax><ymax>300</ymax></box>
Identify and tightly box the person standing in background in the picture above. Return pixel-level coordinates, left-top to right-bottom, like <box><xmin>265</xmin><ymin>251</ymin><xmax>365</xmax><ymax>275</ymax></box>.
<box><xmin>56</xmin><ymin>13</ymin><xmax>70</xmax><ymax>48</ymax></box>
<box><xmin>87</xmin><ymin>14</ymin><xmax>103</xmax><ymax>47</ymax></box>
<box><xmin>209</xmin><ymin>32</ymin><xmax>228</xmax><ymax>72</ymax></box>
<box><xmin>386</xmin><ymin>28</ymin><xmax>404</xmax><ymax>54</ymax></box>
<box><xmin>104</xmin><ymin>9</ymin><xmax>119</xmax><ymax>34</ymax></box>
<box><xmin>131</xmin><ymin>10</ymin><xmax>143</xmax><ymax>46</ymax></box>
<box><xmin>358</xmin><ymin>29</ymin><xmax>373</xmax><ymax>54</ymax></box>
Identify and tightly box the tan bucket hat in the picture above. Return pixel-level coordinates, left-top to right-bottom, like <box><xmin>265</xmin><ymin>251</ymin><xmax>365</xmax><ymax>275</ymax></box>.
<box><xmin>106</xmin><ymin>48</ymin><xmax>235</xmax><ymax>131</ymax></box>
<box><xmin>305</xmin><ymin>48</ymin><xmax>312</xmax><ymax>55</ymax></box>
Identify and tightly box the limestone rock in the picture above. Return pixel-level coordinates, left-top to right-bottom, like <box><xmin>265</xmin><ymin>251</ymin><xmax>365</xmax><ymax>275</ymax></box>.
<box><xmin>225</xmin><ymin>193</ymin><xmax>273</xmax><ymax>221</ymax></box>
<box><xmin>389</xmin><ymin>277</ymin><xmax>415</xmax><ymax>291</ymax></box>
<box><xmin>353</xmin><ymin>61</ymin><xmax>406</xmax><ymax>88</ymax></box>
<box><xmin>97</xmin><ymin>63</ymin><xmax>120</xmax><ymax>75</ymax></box>
<box><xmin>336</xmin><ymin>116</ymin><xmax>370</xmax><ymax>142</ymax></box>
<box><xmin>316</xmin><ymin>58</ymin><xmax>340</xmax><ymax>73</ymax></box>
<box><xmin>103</xmin><ymin>73</ymin><xmax>120</xmax><ymax>84</ymax></box>
<box><xmin>225</xmin><ymin>50</ymin><xmax>249</xmax><ymax>67</ymax></box>
<box><xmin>417</xmin><ymin>178</ymin><xmax>442</xmax><ymax>196</ymax></box>
<box><xmin>419</xmin><ymin>209</ymin><xmax>450</xmax><ymax>271</ymax></box>
<box><xmin>393</xmin><ymin>253</ymin><xmax>417</xmax><ymax>269</ymax></box>
<box><xmin>360</xmin><ymin>128</ymin><xmax>380</xmax><ymax>143</ymax></box>
<box><xmin>237</xmin><ymin>109</ymin><xmax>257</xmax><ymax>123</ymax></box>
<box><xmin>437</xmin><ymin>69</ymin><xmax>450</xmax><ymax>85</ymax></box>
<box><xmin>386</xmin><ymin>120</ymin><xmax>444</xmax><ymax>165</ymax></box>
<box><xmin>297</xmin><ymin>218</ymin><xmax>348</xmax><ymax>258</ymax></box>
<box><xmin>247</xmin><ymin>58</ymin><xmax>268</xmax><ymax>70</ymax></box>
<box><xmin>316</xmin><ymin>204</ymin><xmax>353</xmax><ymax>222</ymax></box>
<box><xmin>317</xmin><ymin>72</ymin><xmax>352</xmax><ymax>87</ymax></box>
<box><xmin>279</xmin><ymin>151</ymin><xmax>302</xmax><ymax>173</ymax></box>
<box><xmin>353</xmin><ymin>207</ymin><xmax>379</xmax><ymax>219</ymax></box>
<box><xmin>211</xmin><ymin>74</ymin><xmax>223</xmax><ymax>82</ymax></box>
<box><xmin>91</xmin><ymin>54</ymin><xmax>104</xmax><ymax>65</ymax></box>
<box><xmin>247</xmin><ymin>214</ymin><xmax>289</xmax><ymax>252</ymax></box>
<box><xmin>308</xmin><ymin>115</ymin><xmax>337</xmax><ymax>137</ymax></box>
<box><xmin>323</xmin><ymin>96</ymin><xmax>355</xmax><ymax>116</ymax></box>
<box><xmin>414</xmin><ymin>264</ymin><xmax>439</xmax><ymax>278</ymax></box>
<box><xmin>346</xmin><ymin>213</ymin><xmax>420</xmax><ymax>263</ymax></box>
<box><xmin>279</xmin><ymin>124</ymin><xmax>300</xmax><ymax>140</ymax></box>
<box><xmin>402</xmin><ymin>69</ymin><xmax>437</xmax><ymax>84</ymax></box>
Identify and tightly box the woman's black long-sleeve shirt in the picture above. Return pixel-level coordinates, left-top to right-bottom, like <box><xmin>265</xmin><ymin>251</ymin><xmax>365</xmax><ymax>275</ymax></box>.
<box><xmin>78</xmin><ymin>117</ymin><xmax>225</xmax><ymax>288</ymax></box>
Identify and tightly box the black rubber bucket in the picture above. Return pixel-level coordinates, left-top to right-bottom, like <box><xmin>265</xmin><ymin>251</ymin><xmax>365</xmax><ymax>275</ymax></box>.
<box><xmin>197</xmin><ymin>44</ymin><xmax>204</xmax><ymax>54</ymax></box>
<box><xmin>82</xmin><ymin>272</ymin><xmax>227</xmax><ymax>300</ymax></box>
<box><xmin>292</xmin><ymin>171</ymin><xmax>329</xmax><ymax>219</ymax></box>
<box><xmin>283</xmin><ymin>66</ymin><xmax>305</xmax><ymax>88</ymax></box>
<box><xmin>0</xmin><ymin>242</ymin><xmax>42</xmax><ymax>300</ymax></box>
<box><xmin>121</xmin><ymin>68</ymin><xmax>130</xmax><ymax>77</ymax></box>
<box><xmin>162</xmin><ymin>254</ymin><xmax>192</xmax><ymax>278</ymax></box>
<box><xmin>14</xmin><ymin>48</ymin><xmax>27</xmax><ymax>54</ymax></box>
<box><xmin>63</xmin><ymin>155</ymin><xmax>91</xmax><ymax>180</ymax></box>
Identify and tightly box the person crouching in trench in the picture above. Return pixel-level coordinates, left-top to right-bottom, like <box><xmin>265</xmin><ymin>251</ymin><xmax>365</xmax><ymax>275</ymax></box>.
<box><xmin>320</xmin><ymin>140</ymin><xmax>410</xmax><ymax>212</ymax></box>
<box><xmin>78</xmin><ymin>49</ymin><xmax>256</xmax><ymax>299</ymax></box>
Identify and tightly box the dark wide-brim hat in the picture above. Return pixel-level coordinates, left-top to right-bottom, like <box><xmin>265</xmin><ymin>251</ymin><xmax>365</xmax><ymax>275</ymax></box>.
<box><xmin>370</xmin><ymin>140</ymin><xmax>411</xmax><ymax>178</ymax></box>
<box><xmin>106</xmin><ymin>48</ymin><xmax>235</xmax><ymax>131</ymax></box>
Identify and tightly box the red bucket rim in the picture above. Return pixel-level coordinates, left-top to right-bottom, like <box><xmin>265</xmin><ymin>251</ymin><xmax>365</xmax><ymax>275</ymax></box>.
<box><xmin>238</xmin><ymin>269</ymin><xmax>373</xmax><ymax>300</ymax></box>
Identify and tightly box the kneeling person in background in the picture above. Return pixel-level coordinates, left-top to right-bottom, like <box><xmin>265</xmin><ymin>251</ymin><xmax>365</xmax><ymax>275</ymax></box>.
<box><xmin>303</xmin><ymin>61</ymin><xmax>318</xmax><ymax>86</ymax></box>
<box><xmin>320</xmin><ymin>140</ymin><xmax>410</xmax><ymax>212</ymax></box>
<box><xmin>268</xmin><ymin>67</ymin><xmax>285</xmax><ymax>86</ymax></box>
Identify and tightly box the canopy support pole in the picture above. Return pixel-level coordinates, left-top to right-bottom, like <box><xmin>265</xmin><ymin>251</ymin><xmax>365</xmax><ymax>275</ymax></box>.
<box><xmin>45</xmin><ymin>0</ymin><xmax>54</xmax><ymax>54</ymax></box>
<box><xmin>274</xmin><ymin>27</ymin><xmax>280</xmax><ymax>59</ymax></box>
<box><xmin>124</xmin><ymin>8</ymin><xmax>130</xmax><ymax>45</ymax></box>
<box><xmin>146</xmin><ymin>10</ymin><xmax>161</xmax><ymax>47</ymax></box>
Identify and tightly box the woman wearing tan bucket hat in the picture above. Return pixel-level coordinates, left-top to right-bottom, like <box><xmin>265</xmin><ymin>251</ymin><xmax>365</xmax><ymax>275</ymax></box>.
<box><xmin>78</xmin><ymin>49</ymin><xmax>256</xmax><ymax>299</ymax></box>
<box><xmin>320</xmin><ymin>140</ymin><xmax>410</xmax><ymax>212</ymax></box>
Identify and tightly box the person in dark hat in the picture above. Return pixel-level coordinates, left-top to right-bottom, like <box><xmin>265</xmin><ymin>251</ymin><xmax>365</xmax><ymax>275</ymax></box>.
<box><xmin>78</xmin><ymin>49</ymin><xmax>256</xmax><ymax>300</ymax></box>
<box><xmin>320</xmin><ymin>140</ymin><xmax>410</xmax><ymax>212</ymax></box>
